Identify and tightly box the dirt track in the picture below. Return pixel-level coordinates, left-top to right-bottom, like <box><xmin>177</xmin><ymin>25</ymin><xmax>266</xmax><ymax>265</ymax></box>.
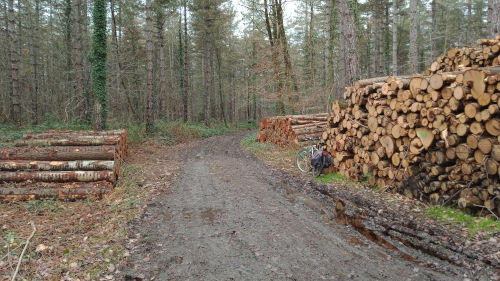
<box><xmin>119</xmin><ymin>132</ymin><xmax>495</xmax><ymax>281</ymax></box>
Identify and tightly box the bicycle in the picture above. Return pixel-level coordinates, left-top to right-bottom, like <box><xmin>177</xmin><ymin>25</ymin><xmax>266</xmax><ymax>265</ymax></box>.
<box><xmin>296</xmin><ymin>137</ymin><xmax>330</xmax><ymax>178</ymax></box>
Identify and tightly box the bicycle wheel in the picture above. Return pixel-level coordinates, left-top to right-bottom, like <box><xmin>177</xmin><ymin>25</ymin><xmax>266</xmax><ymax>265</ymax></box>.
<box><xmin>296</xmin><ymin>148</ymin><xmax>311</xmax><ymax>173</ymax></box>
<box><xmin>312</xmin><ymin>163</ymin><xmax>323</xmax><ymax>178</ymax></box>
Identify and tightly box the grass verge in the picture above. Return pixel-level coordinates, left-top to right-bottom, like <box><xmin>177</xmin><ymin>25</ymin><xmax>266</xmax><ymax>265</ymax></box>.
<box><xmin>241</xmin><ymin>132</ymin><xmax>298</xmax><ymax>170</ymax></box>
<box><xmin>427</xmin><ymin>206</ymin><xmax>500</xmax><ymax>236</ymax></box>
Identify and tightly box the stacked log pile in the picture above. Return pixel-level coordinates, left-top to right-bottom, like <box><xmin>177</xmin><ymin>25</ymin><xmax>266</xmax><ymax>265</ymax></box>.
<box><xmin>0</xmin><ymin>129</ymin><xmax>128</xmax><ymax>200</ymax></box>
<box><xmin>321</xmin><ymin>65</ymin><xmax>500</xmax><ymax>217</ymax></box>
<box><xmin>425</xmin><ymin>37</ymin><xmax>500</xmax><ymax>75</ymax></box>
<box><xmin>257</xmin><ymin>114</ymin><xmax>329</xmax><ymax>148</ymax></box>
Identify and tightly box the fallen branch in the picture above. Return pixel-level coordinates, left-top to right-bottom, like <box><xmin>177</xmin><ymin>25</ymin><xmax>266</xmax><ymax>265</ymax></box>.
<box><xmin>473</xmin><ymin>204</ymin><xmax>500</xmax><ymax>220</ymax></box>
<box><xmin>11</xmin><ymin>221</ymin><xmax>36</xmax><ymax>281</ymax></box>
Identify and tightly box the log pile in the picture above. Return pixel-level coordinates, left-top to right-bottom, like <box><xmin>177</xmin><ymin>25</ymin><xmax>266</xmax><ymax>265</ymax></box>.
<box><xmin>425</xmin><ymin>36</ymin><xmax>500</xmax><ymax>75</ymax></box>
<box><xmin>321</xmin><ymin>65</ymin><xmax>500</xmax><ymax>217</ymax></box>
<box><xmin>257</xmin><ymin>114</ymin><xmax>329</xmax><ymax>148</ymax></box>
<box><xmin>0</xmin><ymin>129</ymin><xmax>128</xmax><ymax>200</ymax></box>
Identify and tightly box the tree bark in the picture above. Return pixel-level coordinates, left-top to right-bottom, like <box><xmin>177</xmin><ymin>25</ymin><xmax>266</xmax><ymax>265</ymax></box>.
<box><xmin>73</xmin><ymin>0</ymin><xmax>86</xmax><ymax>120</ymax></box>
<box><xmin>409</xmin><ymin>0</ymin><xmax>418</xmax><ymax>74</ymax></box>
<box><xmin>157</xmin><ymin>7</ymin><xmax>167</xmax><ymax>119</ymax></box>
<box><xmin>0</xmin><ymin>170</ymin><xmax>114</xmax><ymax>183</ymax></box>
<box><xmin>182</xmin><ymin>0</ymin><xmax>189</xmax><ymax>122</ymax></box>
<box><xmin>0</xmin><ymin>146</ymin><xmax>116</xmax><ymax>161</ymax></box>
<box><xmin>7</xmin><ymin>0</ymin><xmax>20</xmax><ymax>124</ymax></box>
<box><xmin>276</xmin><ymin>0</ymin><xmax>299</xmax><ymax>112</ymax></box>
<box><xmin>264</xmin><ymin>0</ymin><xmax>285</xmax><ymax>114</ymax></box>
<box><xmin>28</xmin><ymin>0</ymin><xmax>40</xmax><ymax>124</ymax></box>
<box><xmin>392</xmin><ymin>0</ymin><xmax>398</xmax><ymax>75</ymax></box>
<box><xmin>338</xmin><ymin>0</ymin><xmax>358</xmax><ymax>91</ymax></box>
<box><xmin>145</xmin><ymin>0</ymin><xmax>154</xmax><ymax>134</ymax></box>
<box><xmin>373</xmin><ymin>0</ymin><xmax>384</xmax><ymax>76</ymax></box>
<box><xmin>0</xmin><ymin>160</ymin><xmax>115</xmax><ymax>171</ymax></box>
<box><xmin>0</xmin><ymin>181</ymin><xmax>113</xmax><ymax>200</ymax></box>
<box><xmin>488</xmin><ymin>0</ymin><xmax>500</xmax><ymax>37</ymax></box>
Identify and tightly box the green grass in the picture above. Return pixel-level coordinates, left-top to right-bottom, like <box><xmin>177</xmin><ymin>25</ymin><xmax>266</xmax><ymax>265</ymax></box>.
<box><xmin>316</xmin><ymin>173</ymin><xmax>349</xmax><ymax>183</ymax></box>
<box><xmin>427</xmin><ymin>206</ymin><xmax>500</xmax><ymax>236</ymax></box>
<box><xmin>241</xmin><ymin>132</ymin><xmax>274</xmax><ymax>153</ymax></box>
<box><xmin>241</xmin><ymin>132</ymin><xmax>298</xmax><ymax>169</ymax></box>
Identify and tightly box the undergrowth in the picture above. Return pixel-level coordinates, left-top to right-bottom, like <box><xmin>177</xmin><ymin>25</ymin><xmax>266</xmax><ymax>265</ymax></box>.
<box><xmin>0</xmin><ymin>116</ymin><xmax>91</xmax><ymax>142</ymax></box>
<box><xmin>241</xmin><ymin>132</ymin><xmax>298</xmax><ymax>170</ymax></box>
<box><xmin>0</xmin><ymin>118</ymin><xmax>258</xmax><ymax>145</ymax></box>
<box><xmin>427</xmin><ymin>206</ymin><xmax>500</xmax><ymax>236</ymax></box>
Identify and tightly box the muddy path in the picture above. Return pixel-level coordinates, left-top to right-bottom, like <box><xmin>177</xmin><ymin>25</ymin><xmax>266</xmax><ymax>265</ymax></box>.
<box><xmin>119</xmin><ymin>132</ymin><xmax>496</xmax><ymax>281</ymax></box>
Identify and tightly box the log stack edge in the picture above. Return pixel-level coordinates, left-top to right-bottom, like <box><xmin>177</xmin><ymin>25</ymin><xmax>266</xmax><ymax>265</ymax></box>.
<box><xmin>257</xmin><ymin>114</ymin><xmax>329</xmax><ymax>148</ymax></box>
<box><xmin>0</xmin><ymin>129</ymin><xmax>128</xmax><ymax>200</ymax></box>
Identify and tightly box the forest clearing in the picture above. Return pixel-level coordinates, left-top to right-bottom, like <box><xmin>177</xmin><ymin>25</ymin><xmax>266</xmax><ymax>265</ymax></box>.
<box><xmin>2</xmin><ymin>0</ymin><xmax>500</xmax><ymax>280</ymax></box>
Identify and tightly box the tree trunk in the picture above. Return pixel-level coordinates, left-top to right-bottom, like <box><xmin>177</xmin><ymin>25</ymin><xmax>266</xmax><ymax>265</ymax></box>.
<box><xmin>0</xmin><ymin>160</ymin><xmax>115</xmax><ymax>171</ymax></box>
<box><xmin>373</xmin><ymin>0</ymin><xmax>384</xmax><ymax>76</ymax></box>
<box><xmin>28</xmin><ymin>0</ymin><xmax>40</xmax><ymax>124</ymax></box>
<box><xmin>204</xmin><ymin>50</ymin><xmax>212</xmax><ymax>126</ymax></box>
<box><xmin>392</xmin><ymin>0</ymin><xmax>398</xmax><ymax>75</ymax></box>
<box><xmin>264</xmin><ymin>0</ymin><xmax>285</xmax><ymax>114</ymax></box>
<box><xmin>409</xmin><ymin>0</ymin><xmax>418</xmax><ymax>74</ymax></box>
<box><xmin>110</xmin><ymin>0</ymin><xmax>121</xmax><ymax>115</ymax></box>
<box><xmin>64</xmin><ymin>0</ymin><xmax>72</xmax><ymax>99</ymax></box>
<box><xmin>216</xmin><ymin>49</ymin><xmax>226</xmax><ymax>125</ymax></box>
<box><xmin>430</xmin><ymin>0</ymin><xmax>437</xmax><ymax>59</ymax></box>
<box><xmin>14</xmin><ymin>135</ymin><xmax>122</xmax><ymax>146</ymax></box>
<box><xmin>277</xmin><ymin>0</ymin><xmax>299</xmax><ymax>112</ymax></box>
<box><xmin>157</xmin><ymin>9</ymin><xmax>167</xmax><ymax>119</ymax></box>
<box><xmin>145</xmin><ymin>0</ymin><xmax>154</xmax><ymax>134</ymax></box>
<box><xmin>182</xmin><ymin>0</ymin><xmax>189</xmax><ymax>122</ymax></box>
<box><xmin>7</xmin><ymin>0</ymin><xmax>20</xmax><ymax>124</ymax></box>
<box><xmin>73</xmin><ymin>0</ymin><xmax>86</xmax><ymax>121</ymax></box>
<box><xmin>488</xmin><ymin>0</ymin><xmax>500</xmax><ymax>37</ymax></box>
<box><xmin>91</xmin><ymin>0</ymin><xmax>108</xmax><ymax>130</ymax></box>
<box><xmin>0</xmin><ymin>146</ymin><xmax>116</xmax><ymax>161</ymax></box>
<box><xmin>338</xmin><ymin>0</ymin><xmax>358</xmax><ymax>90</ymax></box>
<box><xmin>0</xmin><ymin>182</ymin><xmax>113</xmax><ymax>200</ymax></box>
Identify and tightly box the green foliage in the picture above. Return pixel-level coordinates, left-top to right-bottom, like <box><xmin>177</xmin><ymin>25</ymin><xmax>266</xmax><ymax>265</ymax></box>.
<box><xmin>91</xmin><ymin>0</ymin><xmax>108</xmax><ymax>129</ymax></box>
<box><xmin>0</xmin><ymin>117</ymin><xmax>91</xmax><ymax>143</ymax></box>
<box><xmin>0</xmin><ymin>229</ymin><xmax>24</xmax><ymax>256</ymax></box>
<box><xmin>316</xmin><ymin>173</ymin><xmax>348</xmax><ymax>183</ymax></box>
<box><xmin>115</xmin><ymin>119</ymin><xmax>258</xmax><ymax>144</ymax></box>
<box><xmin>427</xmin><ymin>206</ymin><xmax>500</xmax><ymax>236</ymax></box>
<box><xmin>24</xmin><ymin>199</ymin><xmax>61</xmax><ymax>214</ymax></box>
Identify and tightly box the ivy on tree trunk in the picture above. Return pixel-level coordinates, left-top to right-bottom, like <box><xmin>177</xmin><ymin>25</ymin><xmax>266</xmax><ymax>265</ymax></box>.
<box><xmin>91</xmin><ymin>0</ymin><xmax>107</xmax><ymax>130</ymax></box>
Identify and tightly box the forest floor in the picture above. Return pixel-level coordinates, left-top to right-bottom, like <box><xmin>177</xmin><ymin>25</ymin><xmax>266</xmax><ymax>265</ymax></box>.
<box><xmin>1</xmin><ymin>131</ymin><xmax>499</xmax><ymax>280</ymax></box>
